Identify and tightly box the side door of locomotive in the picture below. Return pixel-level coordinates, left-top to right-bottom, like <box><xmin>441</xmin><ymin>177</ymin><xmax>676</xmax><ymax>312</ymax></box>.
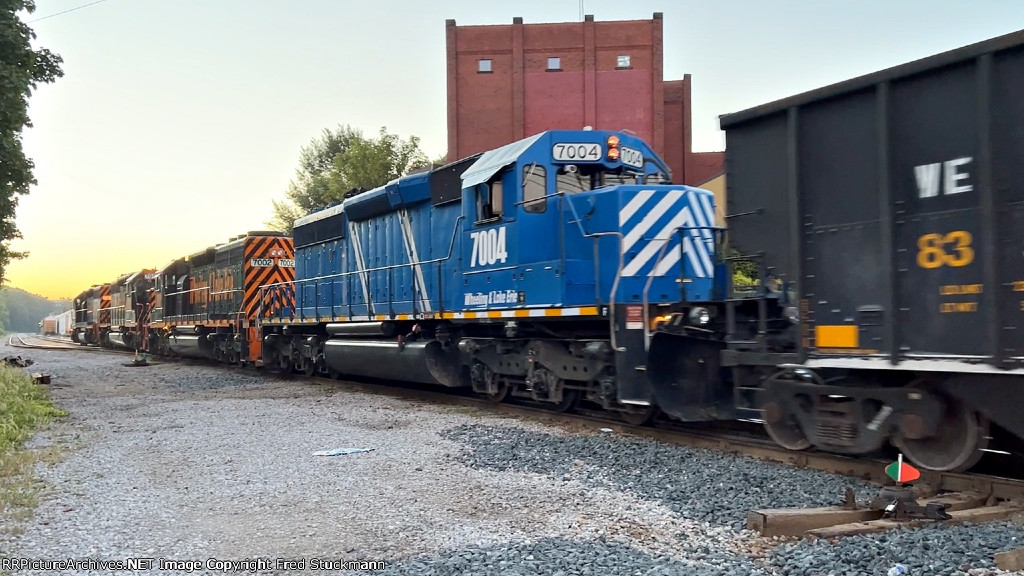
<box><xmin>462</xmin><ymin>167</ymin><xmax>519</xmax><ymax>310</ymax></box>
<box><xmin>516</xmin><ymin>160</ymin><xmax>563</xmax><ymax>307</ymax></box>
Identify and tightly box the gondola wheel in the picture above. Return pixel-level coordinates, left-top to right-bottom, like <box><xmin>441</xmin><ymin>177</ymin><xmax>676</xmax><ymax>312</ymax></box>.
<box><xmin>893</xmin><ymin>394</ymin><xmax>989</xmax><ymax>472</ymax></box>
<box><xmin>762</xmin><ymin>400</ymin><xmax>812</xmax><ymax>451</ymax></box>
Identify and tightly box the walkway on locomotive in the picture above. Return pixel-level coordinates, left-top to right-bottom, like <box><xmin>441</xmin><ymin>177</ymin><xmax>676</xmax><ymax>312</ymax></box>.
<box><xmin>259</xmin><ymin>129</ymin><xmax>722</xmax><ymax>326</ymax></box>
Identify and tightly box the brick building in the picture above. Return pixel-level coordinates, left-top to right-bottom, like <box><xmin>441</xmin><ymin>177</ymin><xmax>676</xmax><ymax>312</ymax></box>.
<box><xmin>445</xmin><ymin>13</ymin><xmax>723</xmax><ymax>188</ymax></box>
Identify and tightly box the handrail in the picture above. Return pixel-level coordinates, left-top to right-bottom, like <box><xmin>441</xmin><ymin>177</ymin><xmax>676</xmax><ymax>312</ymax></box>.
<box><xmin>641</xmin><ymin>236</ymin><xmax>675</xmax><ymax>352</ymax></box>
<box><xmin>640</xmin><ymin>225</ymin><xmax>721</xmax><ymax>350</ymax></box>
<box><xmin>257</xmin><ymin>215</ymin><xmax>465</xmax><ymax>326</ymax></box>
<box><xmin>261</xmin><ymin>215</ymin><xmax>464</xmax><ymax>289</ymax></box>
<box><xmin>563</xmin><ymin>194</ymin><xmax>625</xmax><ymax>351</ymax></box>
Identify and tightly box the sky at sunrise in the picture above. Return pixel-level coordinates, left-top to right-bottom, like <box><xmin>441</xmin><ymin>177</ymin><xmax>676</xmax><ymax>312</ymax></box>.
<box><xmin>9</xmin><ymin>0</ymin><xmax>1024</xmax><ymax>300</ymax></box>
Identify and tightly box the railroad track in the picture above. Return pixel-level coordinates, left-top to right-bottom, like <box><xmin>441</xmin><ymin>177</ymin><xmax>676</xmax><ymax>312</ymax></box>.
<box><xmin>7</xmin><ymin>334</ymin><xmax>137</xmax><ymax>354</ymax></box>
<box><xmin>7</xmin><ymin>334</ymin><xmax>85</xmax><ymax>350</ymax></box>
<box><xmin>13</xmin><ymin>334</ymin><xmax>1024</xmax><ymax>540</ymax></box>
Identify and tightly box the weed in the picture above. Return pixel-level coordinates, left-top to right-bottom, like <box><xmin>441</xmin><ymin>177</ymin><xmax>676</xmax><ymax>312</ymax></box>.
<box><xmin>0</xmin><ymin>363</ymin><xmax>67</xmax><ymax>533</ymax></box>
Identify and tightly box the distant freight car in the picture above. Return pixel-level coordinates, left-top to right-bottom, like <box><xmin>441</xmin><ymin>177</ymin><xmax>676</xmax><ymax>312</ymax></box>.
<box><xmin>41</xmin><ymin>317</ymin><xmax>57</xmax><ymax>335</ymax></box>
<box><xmin>43</xmin><ymin>309</ymin><xmax>74</xmax><ymax>336</ymax></box>
<box><xmin>653</xmin><ymin>29</ymin><xmax>1024</xmax><ymax>472</ymax></box>
<box><xmin>55</xmin><ymin>309</ymin><xmax>73</xmax><ymax>336</ymax></box>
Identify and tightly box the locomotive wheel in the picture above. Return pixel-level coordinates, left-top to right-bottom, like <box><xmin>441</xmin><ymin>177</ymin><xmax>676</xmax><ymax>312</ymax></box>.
<box><xmin>484</xmin><ymin>381</ymin><xmax>509</xmax><ymax>403</ymax></box>
<box><xmin>619</xmin><ymin>405</ymin><xmax>658</xmax><ymax>426</ymax></box>
<box><xmin>278</xmin><ymin>353</ymin><xmax>293</xmax><ymax>374</ymax></box>
<box><xmin>892</xmin><ymin>395</ymin><xmax>989</xmax><ymax>472</ymax></box>
<box><xmin>548</xmin><ymin>389</ymin><xmax>579</xmax><ymax>413</ymax></box>
<box><xmin>327</xmin><ymin>366</ymin><xmax>342</xmax><ymax>380</ymax></box>
<box><xmin>302</xmin><ymin>360</ymin><xmax>316</xmax><ymax>377</ymax></box>
<box><xmin>762</xmin><ymin>400</ymin><xmax>812</xmax><ymax>451</ymax></box>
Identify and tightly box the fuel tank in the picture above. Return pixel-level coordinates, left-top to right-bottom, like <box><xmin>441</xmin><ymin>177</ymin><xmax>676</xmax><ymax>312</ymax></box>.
<box><xmin>323</xmin><ymin>339</ymin><xmax>440</xmax><ymax>385</ymax></box>
<box><xmin>168</xmin><ymin>334</ymin><xmax>215</xmax><ymax>359</ymax></box>
<box><xmin>107</xmin><ymin>331</ymin><xmax>133</xmax><ymax>349</ymax></box>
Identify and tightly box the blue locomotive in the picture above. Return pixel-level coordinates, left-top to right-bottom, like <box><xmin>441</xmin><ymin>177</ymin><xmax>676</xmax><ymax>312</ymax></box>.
<box><xmin>258</xmin><ymin>129</ymin><xmax>724</xmax><ymax>424</ymax></box>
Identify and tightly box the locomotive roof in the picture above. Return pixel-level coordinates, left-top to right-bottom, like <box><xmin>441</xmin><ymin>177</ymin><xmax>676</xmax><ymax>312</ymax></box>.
<box><xmin>294</xmin><ymin>202</ymin><xmax>344</xmax><ymax>228</ymax></box>
<box><xmin>462</xmin><ymin>132</ymin><xmax>546</xmax><ymax>188</ymax></box>
<box><xmin>124</xmin><ymin>269</ymin><xmax>156</xmax><ymax>284</ymax></box>
<box><xmin>463</xmin><ymin>129</ymin><xmax>666</xmax><ymax>188</ymax></box>
<box><xmin>153</xmin><ymin>258</ymin><xmax>187</xmax><ymax>277</ymax></box>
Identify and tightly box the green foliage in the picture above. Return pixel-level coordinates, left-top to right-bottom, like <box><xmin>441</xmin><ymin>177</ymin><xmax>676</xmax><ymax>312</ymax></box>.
<box><xmin>0</xmin><ymin>287</ymin><xmax>67</xmax><ymax>333</ymax></box>
<box><xmin>267</xmin><ymin>125</ymin><xmax>431</xmax><ymax>233</ymax></box>
<box><xmin>0</xmin><ymin>1</ymin><xmax>64</xmax><ymax>284</ymax></box>
<box><xmin>0</xmin><ymin>363</ymin><xmax>65</xmax><ymax>523</ymax></box>
<box><xmin>329</xmin><ymin>127</ymin><xmax>429</xmax><ymax>196</ymax></box>
<box><xmin>0</xmin><ymin>363</ymin><xmax>65</xmax><ymax>456</ymax></box>
<box><xmin>724</xmin><ymin>246</ymin><xmax>760</xmax><ymax>291</ymax></box>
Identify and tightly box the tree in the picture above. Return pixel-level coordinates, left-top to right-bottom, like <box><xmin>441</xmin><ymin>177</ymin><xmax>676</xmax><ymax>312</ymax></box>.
<box><xmin>267</xmin><ymin>125</ymin><xmax>430</xmax><ymax>233</ymax></box>
<box><xmin>0</xmin><ymin>286</ymin><xmax>61</xmax><ymax>333</ymax></box>
<box><xmin>0</xmin><ymin>1</ymin><xmax>63</xmax><ymax>283</ymax></box>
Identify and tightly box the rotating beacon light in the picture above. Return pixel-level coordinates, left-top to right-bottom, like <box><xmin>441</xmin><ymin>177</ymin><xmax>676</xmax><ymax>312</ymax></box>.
<box><xmin>606</xmin><ymin>134</ymin><xmax>620</xmax><ymax>161</ymax></box>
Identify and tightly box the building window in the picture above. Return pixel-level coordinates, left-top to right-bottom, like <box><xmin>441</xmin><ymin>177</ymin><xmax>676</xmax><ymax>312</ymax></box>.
<box><xmin>523</xmin><ymin>165</ymin><xmax>547</xmax><ymax>213</ymax></box>
<box><xmin>478</xmin><ymin>59</ymin><xmax>492</xmax><ymax>73</ymax></box>
<box><xmin>547</xmin><ymin>57</ymin><xmax>561</xmax><ymax>71</ymax></box>
<box><xmin>617</xmin><ymin>54</ymin><xmax>631</xmax><ymax>69</ymax></box>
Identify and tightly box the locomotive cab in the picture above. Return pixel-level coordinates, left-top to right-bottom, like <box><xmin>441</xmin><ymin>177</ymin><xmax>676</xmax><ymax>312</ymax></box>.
<box><xmin>442</xmin><ymin>129</ymin><xmax>726</xmax><ymax>422</ymax></box>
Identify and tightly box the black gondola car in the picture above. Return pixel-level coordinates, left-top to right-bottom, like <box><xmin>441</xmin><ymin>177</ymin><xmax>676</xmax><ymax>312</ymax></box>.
<box><xmin>716</xmin><ymin>29</ymin><xmax>1024</xmax><ymax>471</ymax></box>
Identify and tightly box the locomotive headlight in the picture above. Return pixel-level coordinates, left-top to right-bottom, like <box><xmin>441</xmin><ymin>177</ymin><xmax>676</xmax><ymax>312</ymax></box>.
<box><xmin>783</xmin><ymin>306</ymin><xmax>799</xmax><ymax>325</ymax></box>
<box><xmin>606</xmin><ymin>134</ymin><xmax>620</xmax><ymax>161</ymax></box>
<box><xmin>650</xmin><ymin>314</ymin><xmax>673</xmax><ymax>330</ymax></box>
<box><xmin>688</xmin><ymin>307</ymin><xmax>710</xmax><ymax>326</ymax></box>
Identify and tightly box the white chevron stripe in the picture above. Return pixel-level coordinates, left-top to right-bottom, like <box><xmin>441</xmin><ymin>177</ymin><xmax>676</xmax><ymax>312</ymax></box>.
<box><xmin>397</xmin><ymin>208</ymin><xmax>432</xmax><ymax>312</ymax></box>
<box><xmin>681</xmin><ymin>235</ymin><xmax>706</xmax><ymax>278</ymax></box>
<box><xmin>652</xmin><ymin>243</ymin><xmax>682</xmax><ymax>276</ymax></box>
<box><xmin>621</xmin><ymin>207</ymin><xmax>696</xmax><ymax>277</ymax></box>
<box><xmin>698</xmin><ymin>193</ymin><xmax>717</xmax><ymax>235</ymax></box>
<box><xmin>348</xmin><ymin>221</ymin><xmax>371</xmax><ymax>312</ymax></box>
<box><xmin>621</xmin><ymin>190</ymin><xmax>684</xmax><ymax>254</ymax></box>
<box><xmin>686</xmin><ymin>195</ymin><xmax>714</xmax><ymax>274</ymax></box>
<box><xmin>691</xmin><ymin>193</ymin><xmax>714</xmax><ymax>243</ymax></box>
<box><xmin>619</xmin><ymin>189</ymin><xmax>656</xmax><ymax>226</ymax></box>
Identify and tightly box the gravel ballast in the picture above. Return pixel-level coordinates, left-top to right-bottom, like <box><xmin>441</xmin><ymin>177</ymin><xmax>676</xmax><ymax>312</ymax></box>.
<box><xmin>1</xmin><ymin>341</ymin><xmax>1023</xmax><ymax>576</ymax></box>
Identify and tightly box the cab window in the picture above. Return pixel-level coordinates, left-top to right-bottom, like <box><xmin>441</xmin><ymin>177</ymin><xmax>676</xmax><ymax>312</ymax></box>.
<box><xmin>643</xmin><ymin>161</ymin><xmax>671</xmax><ymax>184</ymax></box>
<box><xmin>523</xmin><ymin>164</ymin><xmax>547</xmax><ymax>214</ymax></box>
<box><xmin>475</xmin><ymin>171</ymin><xmax>505</xmax><ymax>223</ymax></box>
<box><xmin>556</xmin><ymin>168</ymin><xmax>591</xmax><ymax>194</ymax></box>
<box><xmin>556</xmin><ymin>165</ymin><xmax>642</xmax><ymax>193</ymax></box>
